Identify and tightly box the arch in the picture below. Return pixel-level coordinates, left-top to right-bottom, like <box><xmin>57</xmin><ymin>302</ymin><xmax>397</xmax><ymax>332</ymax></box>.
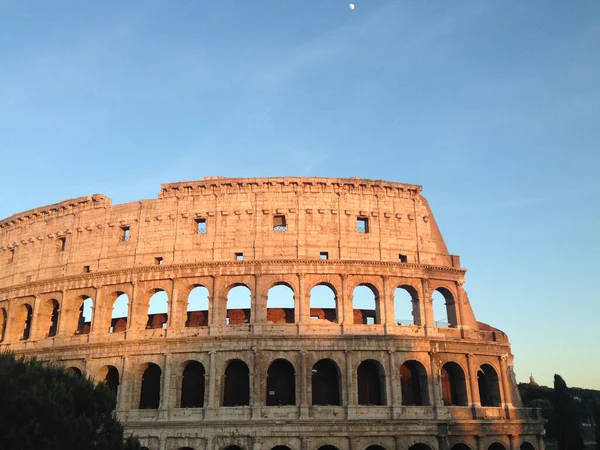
<box><xmin>433</xmin><ymin>287</ymin><xmax>457</xmax><ymax>328</ymax></box>
<box><xmin>65</xmin><ymin>366</ymin><xmax>83</xmax><ymax>377</ymax></box>
<box><xmin>186</xmin><ymin>285</ymin><xmax>209</xmax><ymax>327</ymax></box>
<box><xmin>408</xmin><ymin>445</ymin><xmax>432</xmax><ymax>450</ymax></box>
<box><xmin>139</xmin><ymin>363</ymin><xmax>162</xmax><ymax>409</ymax></box>
<box><xmin>76</xmin><ymin>296</ymin><xmax>93</xmax><ymax>334</ymax></box>
<box><xmin>266</xmin><ymin>358</ymin><xmax>296</xmax><ymax>406</ymax></box>
<box><xmin>99</xmin><ymin>365</ymin><xmax>120</xmax><ymax>398</ymax></box>
<box><xmin>223</xmin><ymin>359</ymin><xmax>250</xmax><ymax>406</ymax></box>
<box><xmin>267</xmin><ymin>283</ymin><xmax>295</xmax><ymax>324</ymax></box>
<box><xmin>147</xmin><ymin>290</ymin><xmax>168</xmax><ymax>329</ymax></box>
<box><xmin>520</xmin><ymin>443</ymin><xmax>535</xmax><ymax>450</ymax></box>
<box><xmin>181</xmin><ymin>361</ymin><xmax>205</xmax><ymax>408</ymax></box>
<box><xmin>48</xmin><ymin>299</ymin><xmax>60</xmax><ymax>337</ymax></box>
<box><xmin>400</xmin><ymin>360</ymin><xmax>430</xmax><ymax>406</ymax></box>
<box><xmin>0</xmin><ymin>307</ymin><xmax>6</xmax><ymax>341</ymax></box>
<box><xmin>352</xmin><ymin>284</ymin><xmax>379</xmax><ymax>324</ymax></box>
<box><xmin>450</xmin><ymin>444</ymin><xmax>472</xmax><ymax>450</ymax></box>
<box><xmin>15</xmin><ymin>303</ymin><xmax>33</xmax><ymax>340</ymax></box>
<box><xmin>226</xmin><ymin>285</ymin><xmax>251</xmax><ymax>325</ymax></box>
<box><xmin>357</xmin><ymin>359</ymin><xmax>386</xmax><ymax>405</ymax></box>
<box><xmin>441</xmin><ymin>362</ymin><xmax>468</xmax><ymax>406</ymax></box>
<box><xmin>312</xmin><ymin>358</ymin><xmax>341</xmax><ymax>406</ymax></box>
<box><xmin>478</xmin><ymin>364</ymin><xmax>501</xmax><ymax>407</ymax></box>
<box><xmin>394</xmin><ymin>285</ymin><xmax>419</xmax><ymax>326</ymax></box>
<box><xmin>110</xmin><ymin>293</ymin><xmax>129</xmax><ymax>333</ymax></box>
<box><xmin>488</xmin><ymin>444</ymin><xmax>507</xmax><ymax>450</ymax></box>
<box><xmin>309</xmin><ymin>283</ymin><xmax>337</xmax><ymax>323</ymax></box>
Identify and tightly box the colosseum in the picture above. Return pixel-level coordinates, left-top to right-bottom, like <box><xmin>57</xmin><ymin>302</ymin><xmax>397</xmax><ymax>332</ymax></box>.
<box><xmin>0</xmin><ymin>176</ymin><xmax>544</xmax><ymax>450</ymax></box>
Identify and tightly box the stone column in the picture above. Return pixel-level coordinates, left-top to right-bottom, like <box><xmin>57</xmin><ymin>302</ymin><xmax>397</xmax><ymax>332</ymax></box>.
<box><xmin>537</xmin><ymin>434</ymin><xmax>545</xmax><ymax>450</ymax></box>
<box><xmin>206</xmin><ymin>350</ymin><xmax>217</xmax><ymax>418</ymax></box>
<box><xmin>297</xmin><ymin>273</ymin><xmax>308</xmax><ymax>324</ymax></box>
<box><xmin>208</xmin><ymin>275</ymin><xmax>216</xmax><ymax>327</ymax></box>
<box><xmin>117</xmin><ymin>355</ymin><xmax>127</xmax><ymax>411</ymax></box>
<box><xmin>382</xmin><ymin>275</ymin><xmax>393</xmax><ymax>328</ymax></box>
<box><xmin>509</xmin><ymin>435</ymin><xmax>517</xmax><ymax>450</ymax></box>
<box><xmin>500</xmin><ymin>355</ymin><xmax>513</xmax><ymax>410</ymax></box>
<box><xmin>345</xmin><ymin>350</ymin><xmax>355</xmax><ymax>418</ymax></box>
<box><xmin>421</xmin><ymin>278</ymin><xmax>433</xmax><ymax>332</ymax></box>
<box><xmin>341</xmin><ymin>274</ymin><xmax>353</xmax><ymax>326</ymax></box>
<box><xmin>29</xmin><ymin>295</ymin><xmax>40</xmax><ymax>341</ymax></box>
<box><xmin>429</xmin><ymin>350</ymin><xmax>442</xmax><ymax>414</ymax></box>
<box><xmin>496</xmin><ymin>357</ymin><xmax>508</xmax><ymax>419</ymax></box>
<box><xmin>388</xmin><ymin>350</ymin><xmax>400</xmax><ymax>418</ymax></box>
<box><xmin>159</xmin><ymin>353</ymin><xmax>170</xmax><ymax>418</ymax></box>
<box><xmin>299</xmin><ymin>350</ymin><xmax>309</xmax><ymax>418</ymax></box>
<box><xmin>167</xmin><ymin>278</ymin><xmax>178</xmax><ymax>330</ymax></box>
<box><xmin>251</xmin><ymin>347</ymin><xmax>260</xmax><ymax>418</ymax></box>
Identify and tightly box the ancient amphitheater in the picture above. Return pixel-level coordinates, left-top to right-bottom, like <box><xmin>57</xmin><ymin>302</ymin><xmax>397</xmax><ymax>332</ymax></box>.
<box><xmin>0</xmin><ymin>177</ymin><xmax>544</xmax><ymax>450</ymax></box>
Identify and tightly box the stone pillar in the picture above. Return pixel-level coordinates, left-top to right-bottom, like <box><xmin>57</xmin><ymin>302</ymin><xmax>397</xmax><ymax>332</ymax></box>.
<box><xmin>388</xmin><ymin>350</ymin><xmax>400</xmax><ymax>418</ymax></box>
<box><xmin>117</xmin><ymin>355</ymin><xmax>127</xmax><ymax>411</ymax></box>
<box><xmin>509</xmin><ymin>435</ymin><xmax>517</xmax><ymax>450</ymax></box>
<box><xmin>345</xmin><ymin>350</ymin><xmax>355</xmax><ymax>417</ymax></box>
<box><xmin>421</xmin><ymin>278</ymin><xmax>433</xmax><ymax>331</ymax></box>
<box><xmin>475</xmin><ymin>435</ymin><xmax>483</xmax><ymax>450</ymax></box>
<box><xmin>159</xmin><ymin>353</ymin><xmax>170</xmax><ymax>418</ymax></box>
<box><xmin>500</xmin><ymin>355</ymin><xmax>513</xmax><ymax>410</ymax></box>
<box><xmin>467</xmin><ymin>353</ymin><xmax>481</xmax><ymax>406</ymax></box>
<box><xmin>252</xmin><ymin>275</ymin><xmax>261</xmax><ymax>324</ymax></box>
<box><xmin>496</xmin><ymin>357</ymin><xmax>508</xmax><ymax>419</ymax></box>
<box><xmin>455</xmin><ymin>279</ymin><xmax>467</xmax><ymax>328</ymax></box>
<box><xmin>381</xmin><ymin>275</ymin><xmax>392</xmax><ymax>327</ymax></box>
<box><xmin>29</xmin><ymin>295</ymin><xmax>40</xmax><ymax>341</ymax></box>
<box><xmin>167</xmin><ymin>278</ymin><xmax>178</xmax><ymax>329</ymax></box>
<box><xmin>298</xmin><ymin>273</ymin><xmax>309</xmax><ymax>324</ymax></box>
<box><xmin>341</xmin><ymin>274</ymin><xmax>353</xmax><ymax>326</ymax></box>
<box><xmin>125</xmin><ymin>282</ymin><xmax>137</xmax><ymax>338</ymax></box>
<box><xmin>299</xmin><ymin>350</ymin><xmax>309</xmax><ymax>418</ymax></box>
<box><xmin>206</xmin><ymin>350</ymin><xmax>217</xmax><ymax>418</ymax></box>
<box><xmin>537</xmin><ymin>434</ymin><xmax>545</xmax><ymax>450</ymax></box>
<box><xmin>208</xmin><ymin>275</ymin><xmax>216</xmax><ymax>327</ymax></box>
<box><xmin>251</xmin><ymin>347</ymin><xmax>260</xmax><ymax>418</ymax></box>
<box><xmin>429</xmin><ymin>350</ymin><xmax>442</xmax><ymax>413</ymax></box>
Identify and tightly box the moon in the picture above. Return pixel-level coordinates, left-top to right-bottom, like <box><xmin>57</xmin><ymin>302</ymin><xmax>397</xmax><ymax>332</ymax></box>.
<box><xmin>349</xmin><ymin>3</ymin><xmax>355</xmax><ymax>10</ymax></box>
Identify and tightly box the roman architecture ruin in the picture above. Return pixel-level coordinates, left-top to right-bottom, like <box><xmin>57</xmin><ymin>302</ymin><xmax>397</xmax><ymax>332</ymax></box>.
<box><xmin>0</xmin><ymin>176</ymin><xmax>544</xmax><ymax>450</ymax></box>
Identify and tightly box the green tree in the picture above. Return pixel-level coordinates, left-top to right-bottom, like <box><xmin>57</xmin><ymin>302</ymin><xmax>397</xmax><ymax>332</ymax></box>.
<box><xmin>0</xmin><ymin>352</ymin><xmax>140</xmax><ymax>450</ymax></box>
<box><xmin>553</xmin><ymin>374</ymin><xmax>584</xmax><ymax>450</ymax></box>
<box><xmin>594</xmin><ymin>401</ymin><xmax>600</xmax><ymax>450</ymax></box>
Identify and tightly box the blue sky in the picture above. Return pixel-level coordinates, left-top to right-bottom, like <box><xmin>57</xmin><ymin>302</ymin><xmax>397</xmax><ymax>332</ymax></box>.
<box><xmin>1</xmin><ymin>1</ymin><xmax>599</xmax><ymax>389</ymax></box>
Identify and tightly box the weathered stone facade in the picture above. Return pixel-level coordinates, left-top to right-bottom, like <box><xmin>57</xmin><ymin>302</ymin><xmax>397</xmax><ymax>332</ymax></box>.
<box><xmin>0</xmin><ymin>177</ymin><xmax>544</xmax><ymax>450</ymax></box>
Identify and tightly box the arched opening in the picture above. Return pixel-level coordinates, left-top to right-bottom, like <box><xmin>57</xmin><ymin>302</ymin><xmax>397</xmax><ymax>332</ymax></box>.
<box><xmin>181</xmin><ymin>361</ymin><xmax>205</xmax><ymax>408</ymax></box>
<box><xmin>226</xmin><ymin>285</ymin><xmax>251</xmax><ymax>325</ymax></box>
<box><xmin>266</xmin><ymin>359</ymin><xmax>295</xmax><ymax>406</ymax></box>
<box><xmin>267</xmin><ymin>284</ymin><xmax>295</xmax><ymax>324</ymax></box>
<box><xmin>488</xmin><ymin>444</ymin><xmax>507</xmax><ymax>450</ymax></box>
<box><xmin>451</xmin><ymin>443</ymin><xmax>472</xmax><ymax>450</ymax></box>
<box><xmin>478</xmin><ymin>364</ymin><xmax>501</xmax><ymax>407</ymax></box>
<box><xmin>352</xmin><ymin>284</ymin><xmax>379</xmax><ymax>324</ymax></box>
<box><xmin>18</xmin><ymin>304</ymin><xmax>33</xmax><ymax>340</ymax></box>
<box><xmin>110</xmin><ymin>293</ymin><xmax>129</xmax><ymax>333</ymax></box>
<box><xmin>139</xmin><ymin>363</ymin><xmax>161</xmax><ymax>409</ymax></box>
<box><xmin>433</xmin><ymin>288</ymin><xmax>457</xmax><ymax>328</ymax></box>
<box><xmin>520</xmin><ymin>443</ymin><xmax>535</xmax><ymax>450</ymax></box>
<box><xmin>102</xmin><ymin>365</ymin><xmax>120</xmax><ymax>398</ymax></box>
<box><xmin>76</xmin><ymin>296</ymin><xmax>93</xmax><ymax>334</ymax></box>
<box><xmin>408</xmin><ymin>445</ymin><xmax>432</xmax><ymax>450</ymax></box>
<box><xmin>65</xmin><ymin>367</ymin><xmax>83</xmax><ymax>377</ymax></box>
<box><xmin>400</xmin><ymin>360</ymin><xmax>429</xmax><ymax>406</ymax></box>
<box><xmin>441</xmin><ymin>362</ymin><xmax>468</xmax><ymax>406</ymax></box>
<box><xmin>147</xmin><ymin>290</ymin><xmax>168</xmax><ymax>329</ymax></box>
<box><xmin>186</xmin><ymin>286</ymin><xmax>209</xmax><ymax>327</ymax></box>
<box><xmin>223</xmin><ymin>359</ymin><xmax>250</xmax><ymax>406</ymax></box>
<box><xmin>48</xmin><ymin>299</ymin><xmax>60</xmax><ymax>337</ymax></box>
<box><xmin>312</xmin><ymin>359</ymin><xmax>341</xmax><ymax>406</ymax></box>
<box><xmin>309</xmin><ymin>284</ymin><xmax>337</xmax><ymax>323</ymax></box>
<box><xmin>0</xmin><ymin>307</ymin><xmax>6</xmax><ymax>341</ymax></box>
<box><xmin>394</xmin><ymin>286</ymin><xmax>419</xmax><ymax>326</ymax></box>
<box><xmin>365</xmin><ymin>446</ymin><xmax>387</xmax><ymax>450</ymax></box>
<box><xmin>357</xmin><ymin>359</ymin><xmax>386</xmax><ymax>405</ymax></box>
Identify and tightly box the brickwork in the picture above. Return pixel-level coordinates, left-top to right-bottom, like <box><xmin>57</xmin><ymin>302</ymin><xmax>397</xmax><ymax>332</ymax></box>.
<box><xmin>0</xmin><ymin>177</ymin><xmax>544</xmax><ymax>450</ymax></box>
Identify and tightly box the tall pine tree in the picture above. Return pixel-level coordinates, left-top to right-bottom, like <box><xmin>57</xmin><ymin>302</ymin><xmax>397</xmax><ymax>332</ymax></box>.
<box><xmin>553</xmin><ymin>374</ymin><xmax>584</xmax><ymax>450</ymax></box>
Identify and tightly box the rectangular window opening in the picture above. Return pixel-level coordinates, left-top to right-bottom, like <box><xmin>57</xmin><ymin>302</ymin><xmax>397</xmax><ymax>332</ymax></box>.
<box><xmin>399</xmin><ymin>254</ymin><xmax>408</xmax><ymax>263</ymax></box>
<box><xmin>155</xmin><ymin>257</ymin><xmax>163</xmax><ymax>265</ymax></box>
<box><xmin>57</xmin><ymin>237</ymin><xmax>66</xmax><ymax>251</ymax></box>
<box><xmin>83</xmin><ymin>265</ymin><xmax>91</xmax><ymax>273</ymax></box>
<box><xmin>366</xmin><ymin>317</ymin><xmax>375</xmax><ymax>325</ymax></box>
<box><xmin>121</xmin><ymin>226</ymin><xmax>130</xmax><ymax>242</ymax></box>
<box><xmin>320</xmin><ymin>252</ymin><xmax>329</xmax><ymax>260</ymax></box>
<box><xmin>273</xmin><ymin>215</ymin><xmax>287</xmax><ymax>231</ymax></box>
<box><xmin>8</xmin><ymin>249</ymin><xmax>14</xmax><ymax>263</ymax></box>
<box><xmin>356</xmin><ymin>217</ymin><xmax>369</xmax><ymax>233</ymax></box>
<box><xmin>235</xmin><ymin>252</ymin><xmax>244</xmax><ymax>261</ymax></box>
<box><xmin>195</xmin><ymin>218</ymin><xmax>206</xmax><ymax>234</ymax></box>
